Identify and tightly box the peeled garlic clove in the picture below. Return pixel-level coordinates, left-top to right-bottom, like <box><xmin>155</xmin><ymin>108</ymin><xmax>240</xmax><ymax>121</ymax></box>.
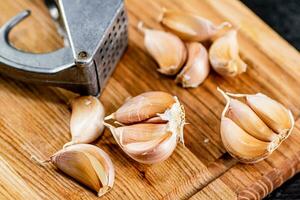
<box><xmin>175</xmin><ymin>42</ymin><xmax>210</xmax><ymax>88</ymax></box>
<box><xmin>105</xmin><ymin>91</ymin><xmax>175</xmax><ymax>124</ymax></box>
<box><xmin>51</xmin><ymin>144</ymin><xmax>114</xmax><ymax>197</ymax></box>
<box><xmin>209</xmin><ymin>30</ymin><xmax>247</xmax><ymax>77</ymax></box>
<box><xmin>246</xmin><ymin>93</ymin><xmax>294</xmax><ymax>137</ymax></box>
<box><xmin>105</xmin><ymin>96</ymin><xmax>185</xmax><ymax>164</ymax></box>
<box><xmin>159</xmin><ymin>9</ymin><xmax>231</xmax><ymax>42</ymax></box>
<box><xmin>225</xmin><ymin>98</ymin><xmax>278</xmax><ymax>142</ymax></box>
<box><xmin>66</xmin><ymin>96</ymin><xmax>105</xmax><ymax>147</ymax></box>
<box><xmin>138</xmin><ymin>22</ymin><xmax>187</xmax><ymax>75</ymax></box>
<box><xmin>221</xmin><ymin>117</ymin><xmax>277</xmax><ymax>163</ymax></box>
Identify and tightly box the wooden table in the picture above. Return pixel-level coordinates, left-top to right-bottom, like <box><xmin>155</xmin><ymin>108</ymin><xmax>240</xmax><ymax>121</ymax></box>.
<box><xmin>0</xmin><ymin>0</ymin><xmax>300</xmax><ymax>199</ymax></box>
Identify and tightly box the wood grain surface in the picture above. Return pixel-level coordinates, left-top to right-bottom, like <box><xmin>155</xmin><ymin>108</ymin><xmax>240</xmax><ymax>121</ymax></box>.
<box><xmin>0</xmin><ymin>0</ymin><xmax>299</xmax><ymax>199</ymax></box>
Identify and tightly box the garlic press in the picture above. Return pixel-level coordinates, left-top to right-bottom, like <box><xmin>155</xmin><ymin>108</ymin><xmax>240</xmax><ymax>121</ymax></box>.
<box><xmin>0</xmin><ymin>0</ymin><xmax>128</xmax><ymax>96</ymax></box>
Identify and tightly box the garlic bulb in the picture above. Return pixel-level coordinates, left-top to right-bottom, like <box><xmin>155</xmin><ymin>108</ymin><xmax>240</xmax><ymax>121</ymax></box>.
<box><xmin>104</xmin><ymin>91</ymin><xmax>185</xmax><ymax>164</ymax></box>
<box><xmin>34</xmin><ymin>144</ymin><xmax>114</xmax><ymax>197</ymax></box>
<box><xmin>138</xmin><ymin>22</ymin><xmax>187</xmax><ymax>75</ymax></box>
<box><xmin>65</xmin><ymin>96</ymin><xmax>105</xmax><ymax>148</ymax></box>
<box><xmin>209</xmin><ymin>30</ymin><xmax>247</xmax><ymax>77</ymax></box>
<box><xmin>159</xmin><ymin>9</ymin><xmax>231</xmax><ymax>42</ymax></box>
<box><xmin>175</xmin><ymin>42</ymin><xmax>210</xmax><ymax>88</ymax></box>
<box><xmin>218</xmin><ymin>88</ymin><xmax>294</xmax><ymax>163</ymax></box>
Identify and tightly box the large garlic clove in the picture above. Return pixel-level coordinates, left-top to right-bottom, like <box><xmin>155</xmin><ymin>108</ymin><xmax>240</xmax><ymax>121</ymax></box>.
<box><xmin>221</xmin><ymin>94</ymin><xmax>278</xmax><ymax>142</ymax></box>
<box><xmin>209</xmin><ymin>30</ymin><xmax>247</xmax><ymax>77</ymax></box>
<box><xmin>104</xmin><ymin>95</ymin><xmax>185</xmax><ymax>164</ymax></box>
<box><xmin>246</xmin><ymin>93</ymin><xmax>294</xmax><ymax>137</ymax></box>
<box><xmin>138</xmin><ymin>22</ymin><xmax>187</xmax><ymax>75</ymax></box>
<box><xmin>51</xmin><ymin>144</ymin><xmax>114</xmax><ymax>197</ymax></box>
<box><xmin>159</xmin><ymin>9</ymin><xmax>231</xmax><ymax>42</ymax></box>
<box><xmin>221</xmin><ymin>117</ymin><xmax>277</xmax><ymax>163</ymax></box>
<box><xmin>105</xmin><ymin>91</ymin><xmax>176</xmax><ymax>124</ymax></box>
<box><xmin>66</xmin><ymin>96</ymin><xmax>105</xmax><ymax>147</ymax></box>
<box><xmin>175</xmin><ymin>42</ymin><xmax>210</xmax><ymax>88</ymax></box>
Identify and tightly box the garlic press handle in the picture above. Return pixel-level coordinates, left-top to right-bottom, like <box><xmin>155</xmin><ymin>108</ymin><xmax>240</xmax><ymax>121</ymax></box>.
<box><xmin>0</xmin><ymin>11</ymin><xmax>100</xmax><ymax>95</ymax></box>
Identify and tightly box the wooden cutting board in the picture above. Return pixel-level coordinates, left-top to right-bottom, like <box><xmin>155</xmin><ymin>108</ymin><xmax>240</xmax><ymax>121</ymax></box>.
<box><xmin>0</xmin><ymin>0</ymin><xmax>299</xmax><ymax>199</ymax></box>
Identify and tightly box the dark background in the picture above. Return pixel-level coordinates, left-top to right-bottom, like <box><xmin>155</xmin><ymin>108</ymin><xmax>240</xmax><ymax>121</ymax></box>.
<box><xmin>241</xmin><ymin>0</ymin><xmax>300</xmax><ymax>199</ymax></box>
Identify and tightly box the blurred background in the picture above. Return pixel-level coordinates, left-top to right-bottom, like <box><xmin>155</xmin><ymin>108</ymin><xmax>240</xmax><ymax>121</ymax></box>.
<box><xmin>241</xmin><ymin>0</ymin><xmax>300</xmax><ymax>199</ymax></box>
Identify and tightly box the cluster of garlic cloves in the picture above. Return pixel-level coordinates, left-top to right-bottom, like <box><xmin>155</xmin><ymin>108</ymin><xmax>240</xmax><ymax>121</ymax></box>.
<box><xmin>209</xmin><ymin>30</ymin><xmax>247</xmax><ymax>77</ymax></box>
<box><xmin>64</xmin><ymin>96</ymin><xmax>105</xmax><ymax>148</ymax></box>
<box><xmin>104</xmin><ymin>91</ymin><xmax>185</xmax><ymax>164</ymax></box>
<box><xmin>159</xmin><ymin>9</ymin><xmax>231</xmax><ymax>42</ymax></box>
<box><xmin>218</xmin><ymin>88</ymin><xmax>294</xmax><ymax>163</ymax></box>
<box><xmin>34</xmin><ymin>144</ymin><xmax>114</xmax><ymax>197</ymax></box>
<box><xmin>175</xmin><ymin>42</ymin><xmax>210</xmax><ymax>88</ymax></box>
<box><xmin>138</xmin><ymin>22</ymin><xmax>187</xmax><ymax>75</ymax></box>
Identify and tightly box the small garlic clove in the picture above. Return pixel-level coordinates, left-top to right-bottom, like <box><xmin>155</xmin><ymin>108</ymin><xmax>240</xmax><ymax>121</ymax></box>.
<box><xmin>223</xmin><ymin>97</ymin><xmax>278</xmax><ymax>142</ymax></box>
<box><xmin>175</xmin><ymin>42</ymin><xmax>210</xmax><ymax>88</ymax></box>
<box><xmin>105</xmin><ymin>91</ymin><xmax>176</xmax><ymax>124</ymax></box>
<box><xmin>138</xmin><ymin>22</ymin><xmax>187</xmax><ymax>75</ymax></box>
<box><xmin>209</xmin><ymin>30</ymin><xmax>247</xmax><ymax>77</ymax></box>
<box><xmin>159</xmin><ymin>9</ymin><xmax>231</xmax><ymax>42</ymax></box>
<box><xmin>51</xmin><ymin>144</ymin><xmax>114</xmax><ymax>197</ymax></box>
<box><xmin>221</xmin><ymin>117</ymin><xmax>278</xmax><ymax>163</ymax></box>
<box><xmin>104</xmin><ymin>95</ymin><xmax>185</xmax><ymax>164</ymax></box>
<box><xmin>246</xmin><ymin>93</ymin><xmax>294</xmax><ymax>137</ymax></box>
<box><xmin>66</xmin><ymin>96</ymin><xmax>105</xmax><ymax>147</ymax></box>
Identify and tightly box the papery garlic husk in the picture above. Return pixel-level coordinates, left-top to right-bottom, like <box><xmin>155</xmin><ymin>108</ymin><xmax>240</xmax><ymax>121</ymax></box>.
<box><xmin>65</xmin><ymin>96</ymin><xmax>105</xmax><ymax>148</ymax></box>
<box><xmin>50</xmin><ymin>144</ymin><xmax>114</xmax><ymax>197</ymax></box>
<box><xmin>104</xmin><ymin>93</ymin><xmax>185</xmax><ymax>164</ymax></box>
<box><xmin>138</xmin><ymin>22</ymin><xmax>187</xmax><ymax>75</ymax></box>
<box><xmin>209</xmin><ymin>30</ymin><xmax>247</xmax><ymax>77</ymax></box>
<box><xmin>159</xmin><ymin>9</ymin><xmax>231</xmax><ymax>42</ymax></box>
<box><xmin>105</xmin><ymin>91</ymin><xmax>176</xmax><ymax>124</ymax></box>
<box><xmin>218</xmin><ymin>88</ymin><xmax>294</xmax><ymax>163</ymax></box>
<box><xmin>175</xmin><ymin>42</ymin><xmax>210</xmax><ymax>88</ymax></box>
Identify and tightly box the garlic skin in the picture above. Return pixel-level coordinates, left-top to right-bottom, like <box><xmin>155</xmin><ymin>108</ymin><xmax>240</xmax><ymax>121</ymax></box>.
<box><xmin>138</xmin><ymin>22</ymin><xmax>187</xmax><ymax>75</ymax></box>
<box><xmin>105</xmin><ymin>91</ymin><xmax>176</xmax><ymax>124</ymax></box>
<box><xmin>104</xmin><ymin>92</ymin><xmax>185</xmax><ymax>164</ymax></box>
<box><xmin>51</xmin><ymin>144</ymin><xmax>114</xmax><ymax>197</ymax></box>
<box><xmin>159</xmin><ymin>9</ymin><xmax>231</xmax><ymax>42</ymax></box>
<box><xmin>209</xmin><ymin>30</ymin><xmax>247</xmax><ymax>77</ymax></box>
<box><xmin>175</xmin><ymin>42</ymin><xmax>210</xmax><ymax>88</ymax></box>
<box><xmin>218</xmin><ymin>88</ymin><xmax>294</xmax><ymax>163</ymax></box>
<box><xmin>66</xmin><ymin>96</ymin><xmax>105</xmax><ymax>147</ymax></box>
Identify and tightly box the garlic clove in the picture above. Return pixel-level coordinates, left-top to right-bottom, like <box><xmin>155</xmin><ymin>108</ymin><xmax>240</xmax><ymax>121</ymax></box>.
<box><xmin>246</xmin><ymin>93</ymin><xmax>294</xmax><ymax>137</ymax></box>
<box><xmin>143</xmin><ymin>116</ymin><xmax>168</xmax><ymax>124</ymax></box>
<box><xmin>105</xmin><ymin>91</ymin><xmax>176</xmax><ymax>124</ymax></box>
<box><xmin>221</xmin><ymin>117</ymin><xmax>278</xmax><ymax>163</ymax></box>
<box><xmin>175</xmin><ymin>42</ymin><xmax>210</xmax><ymax>88</ymax></box>
<box><xmin>209</xmin><ymin>30</ymin><xmax>247</xmax><ymax>77</ymax></box>
<box><xmin>159</xmin><ymin>9</ymin><xmax>231</xmax><ymax>42</ymax></box>
<box><xmin>104</xmin><ymin>95</ymin><xmax>185</xmax><ymax>164</ymax></box>
<box><xmin>66</xmin><ymin>96</ymin><xmax>105</xmax><ymax>147</ymax></box>
<box><xmin>51</xmin><ymin>144</ymin><xmax>114</xmax><ymax>197</ymax></box>
<box><xmin>138</xmin><ymin>22</ymin><xmax>187</xmax><ymax>75</ymax></box>
<box><xmin>225</xmin><ymin>98</ymin><xmax>278</xmax><ymax>142</ymax></box>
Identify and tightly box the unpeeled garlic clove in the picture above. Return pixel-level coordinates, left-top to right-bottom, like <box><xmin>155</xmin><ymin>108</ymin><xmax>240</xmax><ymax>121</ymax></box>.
<box><xmin>175</xmin><ymin>42</ymin><xmax>210</xmax><ymax>88</ymax></box>
<box><xmin>65</xmin><ymin>96</ymin><xmax>105</xmax><ymax>147</ymax></box>
<box><xmin>138</xmin><ymin>22</ymin><xmax>187</xmax><ymax>75</ymax></box>
<box><xmin>246</xmin><ymin>93</ymin><xmax>294</xmax><ymax>137</ymax></box>
<box><xmin>218</xmin><ymin>88</ymin><xmax>294</xmax><ymax>163</ymax></box>
<box><xmin>209</xmin><ymin>30</ymin><xmax>247</xmax><ymax>77</ymax></box>
<box><xmin>159</xmin><ymin>9</ymin><xmax>231</xmax><ymax>42</ymax></box>
<box><xmin>105</xmin><ymin>91</ymin><xmax>176</xmax><ymax>124</ymax></box>
<box><xmin>50</xmin><ymin>144</ymin><xmax>114</xmax><ymax>197</ymax></box>
<box><xmin>104</xmin><ymin>92</ymin><xmax>185</xmax><ymax>164</ymax></box>
<box><xmin>221</xmin><ymin>117</ymin><xmax>277</xmax><ymax>163</ymax></box>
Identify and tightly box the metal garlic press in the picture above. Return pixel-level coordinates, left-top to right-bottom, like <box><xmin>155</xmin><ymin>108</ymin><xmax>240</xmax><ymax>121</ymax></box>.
<box><xmin>0</xmin><ymin>0</ymin><xmax>128</xmax><ymax>96</ymax></box>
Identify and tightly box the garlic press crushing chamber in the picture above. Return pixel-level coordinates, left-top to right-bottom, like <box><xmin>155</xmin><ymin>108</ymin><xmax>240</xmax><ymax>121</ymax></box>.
<box><xmin>0</xmin><ymin>0</ymin><xmax>128</xmax><ymax>96</ymax></box>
